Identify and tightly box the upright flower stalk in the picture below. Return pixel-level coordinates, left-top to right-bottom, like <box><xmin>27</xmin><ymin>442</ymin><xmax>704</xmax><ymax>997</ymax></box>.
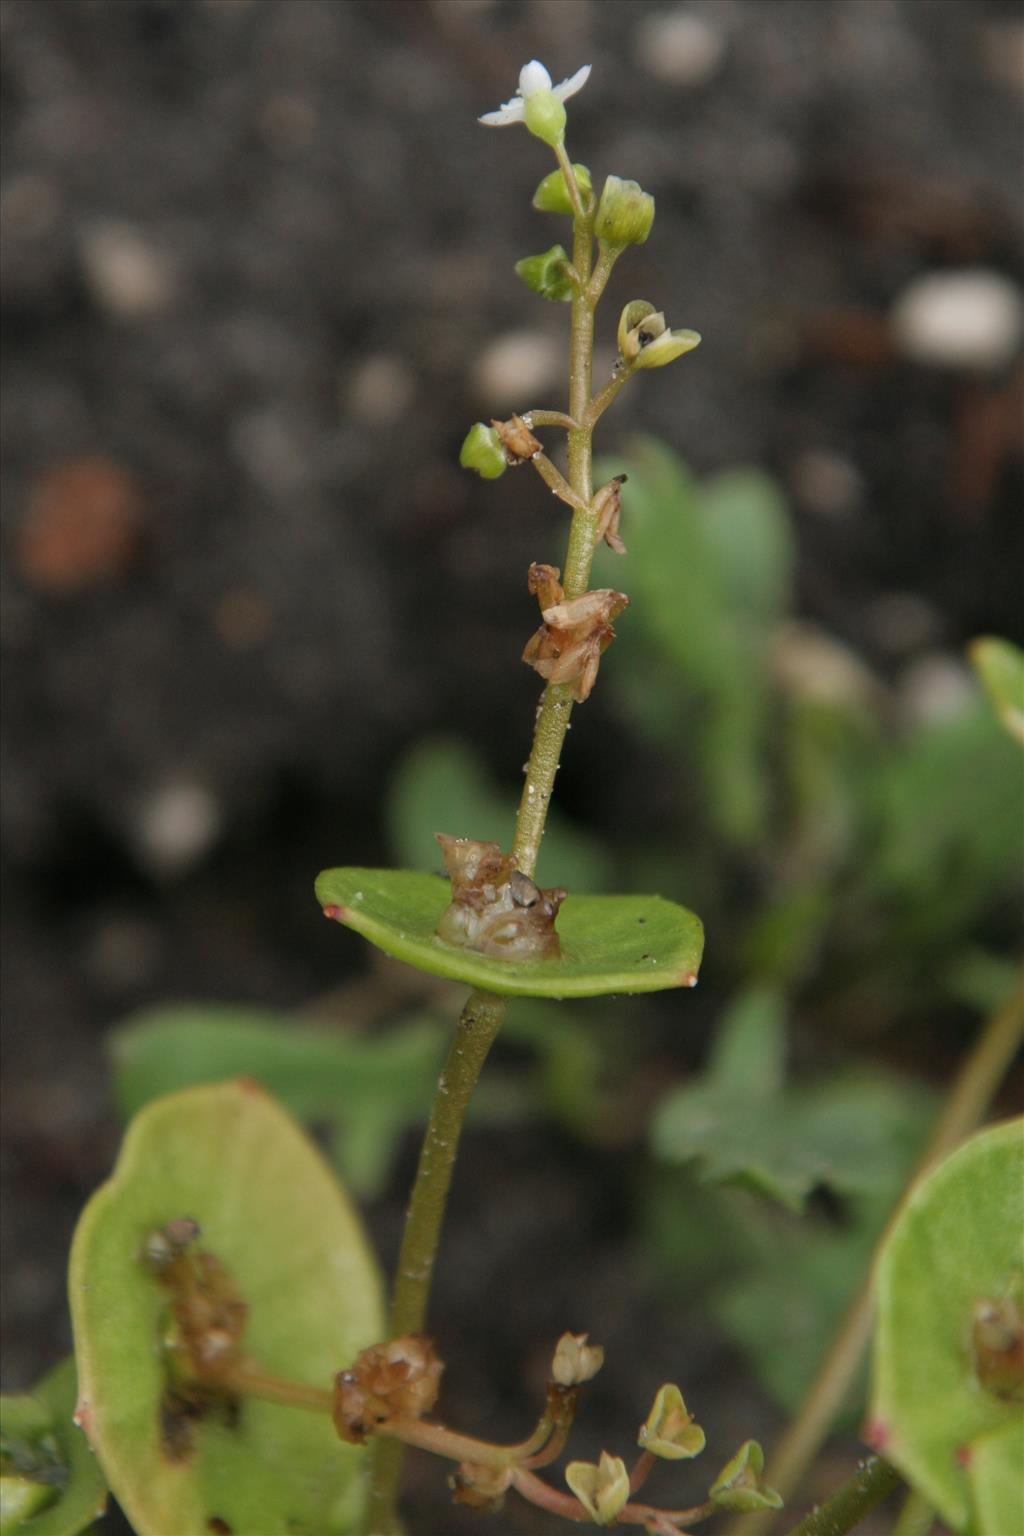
<box><xmin>369</xmin><ymin>62</ymin><xmax>701</xmax><ymax>1532</ymax></box>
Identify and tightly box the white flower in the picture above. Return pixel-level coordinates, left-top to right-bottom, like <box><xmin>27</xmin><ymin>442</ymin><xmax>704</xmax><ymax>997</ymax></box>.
<box><xmin>479</xmin><ymin>60</ymin><xmax>591</xmax><ymax>128</ymax></box>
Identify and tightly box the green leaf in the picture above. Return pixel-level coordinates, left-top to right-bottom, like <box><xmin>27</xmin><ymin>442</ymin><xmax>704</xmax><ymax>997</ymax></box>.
<box><xmin>969</xmin><ymin>637</ymin><xmax>1024</xmax><ymax>747</ymax></box>
<box><xmin>316</xmin><ymin>868</ymin><xmax>703</xmax><ymax>999</ymax></box>
<box><xmin>967</xmin><ymin>1418</ymin><xmax>1024</xmax><ymax>1536</ymax></box>
<box><xmin>0</xmin><ymin>1360</ymin><xmax>107</xmax><ymax>1536</ymax></box>
<box><xmin>870</xmin><ymin>1118</ymin><xmax>1024</xmax><ymax>1534</ymax></box>
<box><xmin>652</xmin><ymin>989</ymin><xmax>933</xmax><ymax>1210</ymax></box>
<box><xmin>110</xmin><ymin>1005</ymin><xmax>447</xmax><ymax>1198</ymax></box>
<box><xmin>69</xmin><ymin>1081</ymin><xmax>384</xmax><ymax>1536</ymax></box>
<box><xmin>699</xmin><ymin>468</ymin><xmax>793</xmax><ymax>631</ymax></box>
<box><xmin>387</xmin><ymin>737</ymin><xmax>613</xmax><ymax>894</ymax></box>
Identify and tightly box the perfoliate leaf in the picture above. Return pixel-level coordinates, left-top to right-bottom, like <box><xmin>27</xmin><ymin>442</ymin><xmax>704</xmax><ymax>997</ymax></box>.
<box><xmin>870</xmin><ymin>1119</ymin><xmax>1024</xmax><ymax>1534</ymax></box>
<box><xmin>316</xmin><ymin>868</ymin><xmax>703</xmax><ymax>999</ymax></box>
<box><xmin>0</xmin><ymin>1360</ymin><xmax>107</xmax><ymax>1536</ymax></box>
<box><xmin>967</xmin><ymin>1418</ymin><xmax>1024</xmax><ymax>1536</ymax></box>
<box><xmin>69</xmin><ymin>1082</ymin><xmax>384</xmax><ymax>1536</ymax></box>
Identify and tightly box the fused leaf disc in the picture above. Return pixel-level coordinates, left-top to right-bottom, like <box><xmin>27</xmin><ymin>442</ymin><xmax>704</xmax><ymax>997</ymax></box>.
<box><xmin>870</xmin><ymin>1118</ymin><xmax>1024</xmax><ymax>1534</ymax></box>
<box><xmin>69</xmin><ymin>1081</ymin><xmax>384</xmax><ymax>1536</ymax></box>
<box><xmin>315</xmin><ymin>868</ymin><xmax>704</xmax><ymax>999</ymax></box>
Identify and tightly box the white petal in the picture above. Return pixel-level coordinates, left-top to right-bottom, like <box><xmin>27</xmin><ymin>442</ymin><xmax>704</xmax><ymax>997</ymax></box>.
<box><xmin>479</xmin><ymin>100</ymin><xmax>526</xmax><ymax>126</ymax></box>
<box><xmin>553</xmin><ymin>64</ymin><xmax>591</xmax><ymax>102</ymax></box>
<box><xmin>519</xmin><ymin>60</ymin><xmax>553</xmax><ymax>97</ymax></box>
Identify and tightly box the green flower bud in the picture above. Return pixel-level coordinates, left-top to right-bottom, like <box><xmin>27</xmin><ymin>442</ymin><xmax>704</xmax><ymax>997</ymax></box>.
<box><xmin>638</xmin><ymin>1383</ymin><xmax>706</xmax><ymax>1460</ymax></box>
<box><xmin>617</xmin><ymin>300</ymin><xmax>701</xmax><ymax>369</ymax></box>
<box><xmin>459</xmin><ymin>423</ymin><xmax>506</xmax><ymax>480</ymax></box>
<box><xmin>709</xmin><ymin>1440</ymin><xmax>783</xmax><ymax>1513</ymax></box>
<box><xmin>566</xmin><ymin>1452</ymin><xmax>630</xmax><ymax>1526</ymax></box>
<box><xmin>532</xmin><ymin>164</ymin><xmax>593</xmax><ymax>214</ymax></box>
<box><xmin>595</xmin><ymin>176</ymin><xmax>655</xmax><ymax>247</ymax></box>
<box><xmin>515</xmin><ymin>245</ymin><xmax>573</xmax><ymax>303</ymax></box>
<box><xmin>523</xmin><ymin>88</ymin><xmax>566</xmax><ymax>147</ymax></box>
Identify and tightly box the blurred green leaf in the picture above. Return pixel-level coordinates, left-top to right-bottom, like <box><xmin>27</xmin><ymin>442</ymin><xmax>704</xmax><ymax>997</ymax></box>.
<box><xmin>387</xmin><ymin>737</ymin><xmax>613</xmax><ymax>893</ymax></box>
<box><xmin>316</xmin><ymin>867</ymin><xmax>704</xmax><ymax>999</ymax></box>
<box><xmin>652</xmin><ymin>988</ymin><xmax>933</xmax><ymax>1210</ymax></box>
<box><xmin>969</xmin><ymin>636</ymin><xmax>1024</xmax><ymax>747</ymax></box>
<box><xmin>69</xmin><ymin>1082</ymin><xmax>383</xmax><ymax>1536</ymax></box>
<box><xmin>111</xmin><ymin>1006</ymin><xmax>445</xmax><ymax>1198</ymax></box>
<box><xmin>0</xmin><ymin>1360</ymin><xmax>107</xmax><ymax>1536</ymax></box>
<box><xmin>699</xmin><ymin>468</ymin><xmax>793</xmax><ymax>631</ymax></box>
<box><xmin>870</xmin><ymin>1119</ymin><xmax>1024</xmax><ymax>1534</ymax></box>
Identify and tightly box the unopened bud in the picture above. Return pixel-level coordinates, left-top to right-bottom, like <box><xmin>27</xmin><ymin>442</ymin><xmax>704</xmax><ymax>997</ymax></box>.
<box><xmin>459</xmin><ymin>423</ymin><xmax>507</xmax><ymax>480</ymax></box>
<box><xmin>595</xmin><ymin>176</ymin><xmax>655</xmax><ymax>248</ymax></box>
<box><xmin>515</xmin><ymin>245</ymin><xmax>574</xmax><ymax>303</ymax></box>
<box><xmin>552</xmin><ymin>1331</ymin><xmax>604</xmax><ymax>1386</ymax></box>
<box><xmin>533</xmin><ymin>164</ymin><xmax>593</xmax><ymax>214</ymax></box>
<box><xmin>709</xmin><ymin>1440</ymin><xmax>783</xmax><ymax>1512</ymax></box>
<box><xmin>566</xmin><ymin>1452</ymin><xmax>630</xmax><ymax>1526</ymax></box>
<box><xmin>638</xmin><ymin>1383</ymin><xmax>706</xmax><ymax>1460</ymax></box>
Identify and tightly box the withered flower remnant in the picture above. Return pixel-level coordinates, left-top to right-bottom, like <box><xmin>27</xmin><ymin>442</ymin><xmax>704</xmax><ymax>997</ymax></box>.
<box><xmin>492</xmin><ymin>414</ymin><xmax>542</xmax><ymax>463</ymax></box>
<box><xmin>971</xmin><ymin>1294</ymin><xmax>1024</xmax><ymax>1400</ymax></box>
<box><xmin>522</xmin><ymin>562</ymin><xmax>629</xmax><ymax>703</ymax></box>
<box><xmin>434</xmin><ymin>833</ymin><xmax>565</xmax><ymax>959</ymax></box>
<box><xmin>333</xmin><ymin>1335</ymin><xmax>443</xmax><ymax>1446</ymax></box>
<box><xmin>591</xmin><ymin>476</ymin><xmax>627</xmax><ymax>555</ymax></box>
<box><xmin>450</xmin><ymin>1461</ymin><xmax>514</xmax><ymax>1513</ymax></box>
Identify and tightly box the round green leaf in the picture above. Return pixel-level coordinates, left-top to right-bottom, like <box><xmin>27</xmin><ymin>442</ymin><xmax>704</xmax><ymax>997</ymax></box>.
<box><xmin>0</xmin><ymin>1359</ymin><xmax>107</xmax><ymax>1536</ymax></box>
<box><xmin>870</xmin><ymin>1118</ymin><xmax>1024</xmax><ymax>1534</ymax></box>
<box><xmin>315</xmin><ymin>868</ymin><xmax>704</xmax><ymax>999</ymax></box>
<box><xmin>69</xmin><ymin>1081</ymin><xmax>384</xmax><ymax>1536</ymax></box>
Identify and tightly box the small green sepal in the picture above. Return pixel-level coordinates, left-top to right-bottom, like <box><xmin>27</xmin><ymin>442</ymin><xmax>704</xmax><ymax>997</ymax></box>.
<box><xmin>532</xmin><ymin>164</ymin><xmax>592</xmax><ymax>214</ymax></box>
<box><xmin>709</xmin><ymin>1440</ymin><xmax>783</xmax><ymax>1512</ymax></box>
<box><xmin>459</xmin><ymin>423</ymin><xmax>507</xmax><ymax>480</ymax></box>
<box><xmin>638</xmin><ymin>1384</ymin><xmax>706</xmax><ymax>1460</ymax></box>
<box><xmin>595</xmin><ymin>176</ymin><xmax>655</xmax><ymax>248</ymax></box>
<box><xmin>515</xmin><ymin>245</ymin><xmax>574</xmax><ymax>303</ymax></box>
<box><xmin>523</xmin><ymin>90</ymin><xmax>567</xmax><ymax>147</ymax></box>
<box><xmin>565</xmin><ymin>1453</ymin><xmax>630</xmax><ymax>1525</ymax></box>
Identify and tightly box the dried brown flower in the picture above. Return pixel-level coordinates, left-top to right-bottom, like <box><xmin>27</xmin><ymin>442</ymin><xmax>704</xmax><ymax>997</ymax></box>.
<box><xmin>522</xmin><ymin>562</ymin><xmax>629</xmax><ymax>703</ymax></box>
<box><xmin>333</xmin><ymin>1334</ymin><xmax>444</xmax><ymax>1445</ymax></box>
<box><xmin>591</xmin><ymin>475</ymin><xmax>627</xmax><ymax>555</ymax></box>
<box><xmin>435</xmin><ymin>833</ymin><xmax>565</xmax><ymax>959</ymax></box>
<box><xmin>491</xmin><ymin>414</ymin><xmax>542</xmax><ymax>464</ymax></box>
<box><xmin>450</xmin><ymin>1461</ymin><xmax>514</xmax><ymax>1512</ymax></box>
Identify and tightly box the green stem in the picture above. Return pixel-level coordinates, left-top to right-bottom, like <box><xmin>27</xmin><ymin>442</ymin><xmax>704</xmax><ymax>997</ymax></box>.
<box><xmin>369</xmin><ymin>153</ymin><xmax>606</xmax><ymax>1533</ymax></box>
<box><xmin>512</xmin><ymin>197</ymin><xmax>597</xmax><ymax>877</ymax></box>
<box><xmin>781</xmin><ymin>1458</ymin><xmax>902</xmax><ymax>1536</ymax></box>
<box><xmin>368</xmin><ymin>988</ymin><xmax>506</xmax><ymax>1531</ymax></box>
<box><xmin>729</xmin><ymin>975</ymin><xmax>1024</xmax><ymax>1536</ymax></box>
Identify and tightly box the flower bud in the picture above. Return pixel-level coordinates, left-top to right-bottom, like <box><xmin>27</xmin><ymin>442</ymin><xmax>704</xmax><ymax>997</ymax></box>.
<box><xmin>523</xmin><ymin>88</ymin><xmax>567</xmax><ymax>147</ymax></box>
<box><xmin>459</xmin><ymin>423</ymin><xmax>506</xmax><ymax>480</ymax></box>
<box><xmin>709</xmin><ymin>1440</ymin><xmax>783</xmax><ymax>1512</ymax></box>
<box><xmin>566</xmin><ymin>1452</ymin><xmax>630</xmax><ymax>1525</ymax></box>
<box><xmin>551</xmin><ymin>1331</ymin><xmax>604</xmax><ymax>1386</ymax></box>
<box><xmin>638</xmin><ymin>1383</ymin><xmax>706</xmax><ymax>1460</ymax></box>
<box><xmin>533</xmin><ymin>164</ymin><xmax>593</xmax><ymax>214</ymax></box>
<box><xmin>515</xmin><ymin>245</ymin><xmax>573</xmax><ymax>303</ymax></box>
<box><xmin>595</xmin><ymin>176</ymin><xmax>655</xmax><ymax>247</ymax></box>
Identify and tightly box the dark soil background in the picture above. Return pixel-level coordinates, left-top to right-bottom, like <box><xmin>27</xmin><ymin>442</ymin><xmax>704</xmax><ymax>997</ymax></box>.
<box><xmin>2</xmin><ymin>1</ymin><xmax>1022</xmax><ymax>1532</ymax></box>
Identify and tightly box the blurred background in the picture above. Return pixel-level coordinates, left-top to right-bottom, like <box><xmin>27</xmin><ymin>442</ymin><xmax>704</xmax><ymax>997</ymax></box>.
<box><xmin>2</xmin><ymin>0</ymin><xmax>1022</xmax><ymax>1531</ymax></box>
